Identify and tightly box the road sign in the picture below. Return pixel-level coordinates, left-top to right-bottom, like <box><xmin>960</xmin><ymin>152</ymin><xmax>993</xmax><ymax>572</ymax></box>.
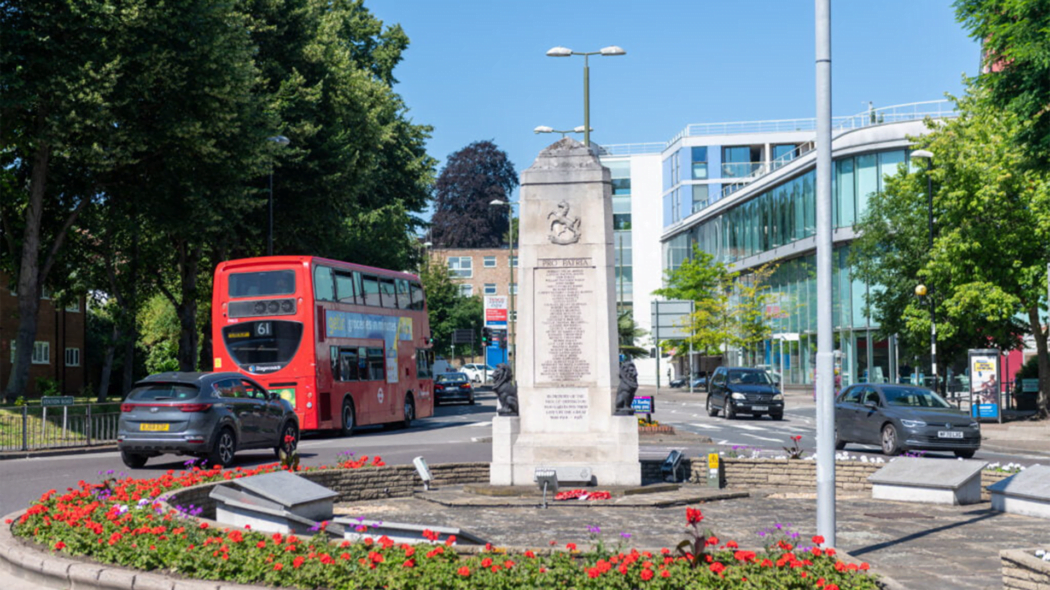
<box><xmin>651</xmin><ymin>299</ymin><xmax>694</xmax><ymax>340</ymax></box>
<box><xmin>40</xmin><ymin>396</ymin><xmax>75</xmax><ymax>407</ymax></box>
<box><xmin>452</xmin><ymin>329</ymin><xmax>475</xmax><ymax>344</ymax></box>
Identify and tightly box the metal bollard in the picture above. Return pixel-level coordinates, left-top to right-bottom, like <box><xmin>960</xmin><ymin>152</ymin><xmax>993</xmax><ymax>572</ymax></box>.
<box><xmin>86</xmin><ymin>404</ymin><xmax>92</xmax><ymax>446</ymax></box>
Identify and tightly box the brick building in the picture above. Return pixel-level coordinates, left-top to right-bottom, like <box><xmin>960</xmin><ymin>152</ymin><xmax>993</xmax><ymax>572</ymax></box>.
<box><xmin>0</xmin><ymin>273</ymin><xmax>87</xmax><ymax>397</ymax></box>
<box><xmin>428</xmin><ymin>246</ymin><xmax>519</xmax><ymax>357</ymax></box>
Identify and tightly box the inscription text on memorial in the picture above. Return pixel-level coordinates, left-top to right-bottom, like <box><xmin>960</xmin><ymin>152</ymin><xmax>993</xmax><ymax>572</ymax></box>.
<box><xmin>534</xmin><ymin>257</ymin><xmax>595</xmax><ymax>389</ymax></box>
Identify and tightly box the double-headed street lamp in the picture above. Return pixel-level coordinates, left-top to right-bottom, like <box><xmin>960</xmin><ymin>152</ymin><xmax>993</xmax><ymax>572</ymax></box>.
<box><xmin>545</xmin><ymin>46</ymin><xmax>626</xmax><ymax>147</ymax></box>
<box><xmin>267</xmin><ymin>135</ymin><xmax>291</xmax><ymax>256</ymax></box>
<box><xmin>911</xmin><ymin>149</ymin><xmax>936</xmax><ymax>392</ymax></box>
<box><xmin>534</xmin><ymin>125</ymin><xmax>588</xmax><ymax>138</ymax></box>
<box><xmin>490</xmin><ymin>198</ymin><xmax>516</xmax><ymax>369</ymax></box>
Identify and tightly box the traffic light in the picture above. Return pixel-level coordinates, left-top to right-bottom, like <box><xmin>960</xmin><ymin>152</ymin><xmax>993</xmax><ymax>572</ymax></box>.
<box><xmin>481</xmin><ymin>327</ymin><xmax>491</xmax><ymax>345</ymax></box>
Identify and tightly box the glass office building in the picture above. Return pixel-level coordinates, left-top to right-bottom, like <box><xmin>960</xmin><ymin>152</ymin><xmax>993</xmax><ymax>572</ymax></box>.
<box><xmin>600</xmin><ymin>101</ymin><xmax>956</xmax><ymax>387</ymax></box>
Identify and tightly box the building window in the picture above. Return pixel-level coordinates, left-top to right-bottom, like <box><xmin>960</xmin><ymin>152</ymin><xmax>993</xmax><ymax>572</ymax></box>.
<box><xmin>9</xmin><ymin>341</ymin><xmax>50</xmax><ymax>364</ymax></box>
<box><xmin>510</xmin><ymin>310</ymin><xmax>518</xmax><ymax>322</ymax></box>
<box><xmin>65</xmin><ymin>348</ymin><xmax>81</xmax><ymax>367</ymax></box>
<box><xmin>40</xmin><ymin>286</ymin><xmax>51</xmax><ymax>300</ymax></box>
<box><xmin>458</xmin><ymin>284</ymin><xmax>474</xmax><ymax>297</ymax></box>
<box><xmin>691</xmin><ymin>184</ymin><xmax>709</xmax><ymax>214</ymax></box>
<box><xmin>691</xmin><ymin>146</ymin><xmax>708</xmax><ymax>180</ymax></box>
<box><xmin>510</xmin><ymin>283</ymin><xmax>518</xmax><ymax>295</ymax></box>
<box><xmin>66</xmin><ymin>300</ymin><xmax>80</xmax><ymax>312</ymax></box>
<box><xmin>483</xmin><ymin>256</ymin><xmax>497</xmax><ymax>268</ymax></box>
<box><xmin>510</xmin><ymin>256</ymin><xmax>518</xmax><ymax>268</ymax></box>
<box><xmin>448</xmin><ymin>256</ymin><xmax>473</xmax><ymax>278</ymax></box>
<box><xmin>484</xmin><ymin>283</ymin><xmax>497</xmax><ymax>295</ymax></box>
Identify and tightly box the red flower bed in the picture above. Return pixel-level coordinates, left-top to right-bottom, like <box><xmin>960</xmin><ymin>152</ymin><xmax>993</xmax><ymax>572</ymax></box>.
<box><xmin>9</xmin><ymin>462</ymin><xmax>880</xmax><ymax>589</ymax></box>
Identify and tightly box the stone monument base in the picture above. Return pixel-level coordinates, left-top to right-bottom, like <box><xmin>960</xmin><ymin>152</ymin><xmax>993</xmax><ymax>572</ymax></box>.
<box><xmin>490</xmin><ymin>414</ymin><xmax>641</xmax><ymax>487</ymax></box>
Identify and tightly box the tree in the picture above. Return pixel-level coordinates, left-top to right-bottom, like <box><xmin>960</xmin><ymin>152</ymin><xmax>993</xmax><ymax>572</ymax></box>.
<box><xmin>0</xmin><ymin>0</ymin><xmax>123</xmax><ymax>400</ymax></box>
<box><xmin>617</xmin><ymin>311</ymin><xmax>649</xmax><ymax>360</ymax></box>
<box><xmin>733</xmin><ymin>263</ymin><xmax>779</xmax><ymax>366</ymax></box>
<box><xmin>430</xmin><ymin>141</ymin><xmax>518</xmax><ymax>248</ymax></box>
<box><xmin>653</xmin><ymin>246</ymin><xmax>738</xmax><ymax>357</ymax></box>
<box><xmin>956</xmin><ymin>0</ymin><xmax>1050</xmax><ymax>163</ymax></box>
<box><xmin>853</xmin><ymin>86</ymin><xmax>1050</xmax><ymax>417</ymax></box>
<box><xmin>418</xmin><ymin>259</ymin><xmax>481</xmax><ymax>358</ymax></box>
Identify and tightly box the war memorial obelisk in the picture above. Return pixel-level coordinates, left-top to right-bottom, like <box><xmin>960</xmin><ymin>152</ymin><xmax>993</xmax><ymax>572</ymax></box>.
<box><xmin>490</xmin><ymin>138</ymin><xmax>641</xmax><ymax>487</ymax></box>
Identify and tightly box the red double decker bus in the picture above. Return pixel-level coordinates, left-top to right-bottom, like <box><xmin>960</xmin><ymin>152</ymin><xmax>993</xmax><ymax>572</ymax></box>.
<box><xmin>211</xmin><ymin>256</ymin><xmax>434</xmax><ymax>434</ymax></box>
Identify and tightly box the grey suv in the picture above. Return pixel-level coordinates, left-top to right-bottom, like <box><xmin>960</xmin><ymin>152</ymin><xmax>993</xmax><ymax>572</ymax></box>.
<box><xmin>117</xmin><ymin>372</ymin><xmax>298</xmax><ymax>468</ymax></box>
<box><xmin>706</xmin><ymin>367</ymin><xmax>784</xmax><ymax>420</ymax></box>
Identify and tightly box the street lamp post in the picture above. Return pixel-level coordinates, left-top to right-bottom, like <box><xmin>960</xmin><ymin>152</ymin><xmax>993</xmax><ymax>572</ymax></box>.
<box><xmin>545</xmin><ymin>46</ymin><xmax>626</xmax><ymax>147</ymax></box>
<box><xmin>490</xmin><ymin>199</ymin><xmax>516</xmax><ymax>369</ymax></box>
<box><xmin>911</xmin><ymin>149</ymin><xmax>937</xmax><ymax>393</ymax></box>
<box><xmin>267</xmin><ymin>135</ymin><xmax>291</xmax><ymax>256</ymax></box>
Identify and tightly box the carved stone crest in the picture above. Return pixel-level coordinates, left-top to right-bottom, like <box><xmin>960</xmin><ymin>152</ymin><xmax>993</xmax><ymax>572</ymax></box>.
<box><xmin>547</xmin><ymin>200</ymin><xmax>581</xmax><ymax>245</ymax></box>
<box><xmin>614</xmin><ymin>361</ymin><xmax>639</xmax><ymax>416</ymax></box>
<box><xmin>492</xmin><ymin>363</ymin><xmax>519</xmax><ymax>416</ymax></box>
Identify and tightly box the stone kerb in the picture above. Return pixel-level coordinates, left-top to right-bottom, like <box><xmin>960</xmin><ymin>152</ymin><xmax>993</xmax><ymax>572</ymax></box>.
<box><xmin>1001</xmin><ymin>549</ymin><xmax>1050</xmax><ymax>590</ymax></box>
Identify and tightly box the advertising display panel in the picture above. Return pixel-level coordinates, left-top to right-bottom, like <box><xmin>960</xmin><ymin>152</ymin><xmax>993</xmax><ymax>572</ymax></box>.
<box><xmin>968</xmin><ymin>349</ymin><xmax>1001</xmax><ymax>422</ymax></box>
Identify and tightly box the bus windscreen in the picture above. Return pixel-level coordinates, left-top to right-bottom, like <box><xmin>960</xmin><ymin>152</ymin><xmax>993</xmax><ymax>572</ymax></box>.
<box><xmin>229</xmin><ymin>270</ymin><xmax>296</xmax><ymax>298</ymax></box>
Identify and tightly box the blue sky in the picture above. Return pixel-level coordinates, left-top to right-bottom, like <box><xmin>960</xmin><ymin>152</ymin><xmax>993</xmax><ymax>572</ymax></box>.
<box><xmin>369</xmin><ymin>0</ymin><xmax>980</xmax><ymax>198</ymax></box>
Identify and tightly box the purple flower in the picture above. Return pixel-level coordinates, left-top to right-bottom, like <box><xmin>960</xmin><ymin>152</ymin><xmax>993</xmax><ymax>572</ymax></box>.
<box><xmin>620</xmin><ymin>532</ymin><xmax>631</xmax><ymax>540</ymax></box>
<box><xmin>587</xmin><ymin>525</ymin><xmax>601</xmax><ymax>535</ymax></box>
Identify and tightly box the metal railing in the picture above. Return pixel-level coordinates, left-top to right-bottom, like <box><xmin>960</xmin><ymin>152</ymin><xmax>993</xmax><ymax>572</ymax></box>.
<box><xmin>0</xmin><ymin>403</ymin><xmax>121</xmax><ymax>452</ymax></box>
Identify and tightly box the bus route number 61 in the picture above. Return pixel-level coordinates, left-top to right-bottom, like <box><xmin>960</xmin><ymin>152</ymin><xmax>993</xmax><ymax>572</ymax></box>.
<box><xmin>256</xmin><ymin>321</ymin><xmax>272</xmax><ymax>336</ymax></box>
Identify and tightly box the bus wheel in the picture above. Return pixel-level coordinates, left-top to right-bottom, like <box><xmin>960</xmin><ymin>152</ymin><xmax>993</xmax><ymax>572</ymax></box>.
<box><xmin>402</xmin><ymin>394</ymin><xmax>415</xmax><ymax>429</ymax></box>
<box><xmin>341</xmin><ymin>399</ymin><xmax>355</xmax><ymax>437</ymax></box>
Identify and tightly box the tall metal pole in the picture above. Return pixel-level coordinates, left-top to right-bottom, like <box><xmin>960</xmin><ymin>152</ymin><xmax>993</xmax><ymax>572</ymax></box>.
<box><xmin>508</xmin><ymin>204</ymin><xmax>516</xmax><ymax>370</ymax></box>
<box><xmin>926</xmin><ymin>162</ymin><xmax>937</xmax><ymax>393</ymax></box>
<box><xmin>815</xmin><ymin>0</ymin><xmax>837</xmax><ymax>547</ymax></box>
<box><xmin>268</xmin><ymin>169</ymin><xmax>274</xmax><ymax>256</ymax></box>
<box><xmin>618</xmin><ymin>233</ymin><xmax>624</xmax><ymax>316</ymax></box>
<box><xmin>583</xmin><ymin>54</ymin><xmax>591</xmax><ymax>147</ymax></box>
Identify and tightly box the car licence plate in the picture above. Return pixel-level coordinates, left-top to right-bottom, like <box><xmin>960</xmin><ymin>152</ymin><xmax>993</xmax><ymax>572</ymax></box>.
<box><xmin>140</xmin><ymin>423</ymin><xmax>170</xmax><ymax>432</ymax></box>
<box><xmin>751</xmin><ymin>405</ymin><xmax>769</xmax><ymax>411</ymax></box>
<box><xmin>937</xmin><ymin>430</ymin><xmax>963</xmax><ymax>439</ymax></box>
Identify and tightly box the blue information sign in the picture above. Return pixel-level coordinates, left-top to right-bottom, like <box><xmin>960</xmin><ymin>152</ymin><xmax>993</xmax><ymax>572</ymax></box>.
<box><xmin>631</xmin><ymin>396</ymin><xmax>653</xmax><ymax>413</ymax></box>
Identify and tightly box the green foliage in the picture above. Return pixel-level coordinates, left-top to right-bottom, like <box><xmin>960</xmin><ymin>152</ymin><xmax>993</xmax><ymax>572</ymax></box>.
<box><xmin>653</xmin><ymin>246</ymin><xmax>738</xmax><ymax>356</ymax></box>
<box><xmin>418</xmin><ymin>260</ymin><xmax>482</xmax><ymax>357</ymax></box>
<box><xmin>733</xmin><ymin>263</ymin><xmax>779</xmax><ymax>365</ymax></box>
<box><xmin>617</xmin><ymin>311</ymin><xmax>649</xmax><ymax>360</ymax></box>
<box><xmin>852</xmin><ymin>84</ymin><xmax>1050</xmax><ymax>416</ymax></box>
<box><xmin>35</xmin><ymin>378</ymin><xmax>60</xmax><ymax>397</ymax></box>
<box><xmin>956</xmin><ymin>0</ymin><xmax>1050</xmax><ymax>163</ymax></box>
<box><xmin>138</xmin><ymin>295</ymin><xmax>182</xmax><ymax>375</ymax></box>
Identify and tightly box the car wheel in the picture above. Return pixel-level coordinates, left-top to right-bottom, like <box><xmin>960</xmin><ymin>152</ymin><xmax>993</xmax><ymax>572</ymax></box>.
<box><xmin>880</xmin><ymin>424</ymin><xmax>901</xmax><ymax>456</ymax></box>
<box><xmin>706</xmin><ymin>396</ymin><xmax>718</xmax><ymax>417</ymax></box>
<box><xmin>341</xmin><ymin>399</ymin><xmax>356</xmax><ymax>437</ymax></box>
<box><xmin>468</xmin><ymin>393</ymin><xmax>476</xmax><ymax>405</ymax></box>
<box><xmin>274</xmin><ymin>421</ymin><xmax>298</xmax><ymax>458</ymax></box>
<box><xmin>402</xmin><ymin>395</ymin><xmax>415</xmax><ymax>429</ymax></box>
<box><xmin>724</xmin><ymin>400</ymin><xmax>736</xmax><ymax>420</ymax></box>
<box><xmin>208</xmin><ymin>428</ymin><xmax>236</xmax><ymax>468</ymax></box>
<box><xmin>954</xmin><ymin>450</ymin><xmax>976</xmax><ymax>459</ymax></box>
<box><xmin>770</xmin><ymin>412</ymin><xmax>783</xmax><ymax>421</ymax></box>
<box><xmin>834</xmin><ymin>429</ymin><xmax>847</xmax><ymax>450</ymax></box>
<box><xmin>120</xmin><ymin>450</ymin><xmax>148</xmax><ymax>469</ymax></box>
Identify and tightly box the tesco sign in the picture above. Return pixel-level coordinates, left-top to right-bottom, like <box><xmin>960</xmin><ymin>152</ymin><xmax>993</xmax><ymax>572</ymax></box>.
<box><xmin>485</xmin><ymin>296</ymin><xmax>508</xmax><ymax>325</ymax></box>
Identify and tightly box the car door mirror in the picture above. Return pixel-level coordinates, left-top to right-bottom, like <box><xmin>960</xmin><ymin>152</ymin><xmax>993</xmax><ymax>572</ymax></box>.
<box><xmin>864</xmin><ymin>400</ymin><xmax>878</xmax><ymax>410</ymax></box>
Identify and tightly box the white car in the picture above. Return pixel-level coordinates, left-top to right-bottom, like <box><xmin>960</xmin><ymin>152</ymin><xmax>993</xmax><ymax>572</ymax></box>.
<box><xmin>460</xmin><ymin>363</ymin><xmax>495</xmax><ymax>384</ymax></box>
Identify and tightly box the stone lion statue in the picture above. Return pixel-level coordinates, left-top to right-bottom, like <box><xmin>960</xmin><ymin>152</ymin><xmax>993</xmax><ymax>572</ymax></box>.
<box><xmin>614</xmin><ymin>361</ymin><xmax>639</xmax><ymax>416</ymax></box>
<box><xmin>492</xmin><ymin>363</ymin><xmax>518</xmax><ymax>416</ymax></box>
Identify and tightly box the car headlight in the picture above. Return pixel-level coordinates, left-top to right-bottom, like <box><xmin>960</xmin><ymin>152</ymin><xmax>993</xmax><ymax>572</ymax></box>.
<box><xmin>773</xmin><ymin>393</ymin><xmax>783</xmax><ymax>401</ymax></box>
<box><xmin>969</xmin><ymin>421</ymin><xmax>980</xmax><ymax>429</ymax></box>
<box><xmin>900</xmin><ymin>419</ymin><xmax>926</xmax><ymax>428</ymax></box>
<box><xmin>731</xmin><ymin>392</ymin><xmax>746</xmax><ymax>400</ymax></box>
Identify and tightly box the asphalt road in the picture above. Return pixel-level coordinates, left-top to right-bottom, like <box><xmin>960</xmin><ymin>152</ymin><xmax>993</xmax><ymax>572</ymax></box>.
<box><xmin>3</xmin><ymin>386</ymin><xmax>1046</xmax><ymax>518</ymax></box>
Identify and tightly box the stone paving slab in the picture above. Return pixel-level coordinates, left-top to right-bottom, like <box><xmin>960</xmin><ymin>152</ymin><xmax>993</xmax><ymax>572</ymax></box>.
<box><xmin>334</xmin><ymin>485</ymin><xmax>1050</xmax><ymax>590</ymax></box>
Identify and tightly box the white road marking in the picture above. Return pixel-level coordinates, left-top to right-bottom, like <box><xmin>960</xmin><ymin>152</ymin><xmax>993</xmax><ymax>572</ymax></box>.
<box><xmin>731</xmin><ymin>424</ymin><xmax>769</xmax><ymax>431</ymax></box>
<box><xmin>744</xmin><ymin>435</ymin><xmax>783</xmax><ymax>442</ymax></box>
<box><xmin>467</xmin><ymin>421</ymin><xmax>492</xmax><ymax>428</ymax></box>
<box><xmin>688</xmin><ymin>423</ymin><xmax>719</xmax><ymax>430</ymax></box>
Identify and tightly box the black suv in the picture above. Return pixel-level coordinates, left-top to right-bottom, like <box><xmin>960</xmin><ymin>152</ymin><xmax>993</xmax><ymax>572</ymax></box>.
<box><xmin>706</xmin><ymin>367</ymin><xmax>784</xmax><ymax>420</ymax></box>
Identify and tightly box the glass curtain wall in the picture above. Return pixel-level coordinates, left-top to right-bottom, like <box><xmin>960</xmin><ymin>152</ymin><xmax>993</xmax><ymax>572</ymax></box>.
<box><xmin>664</xmin><ymin>149</ymin><xmax>910</xmax><ymax>386</ymax></box>
<box><xmin>608</xmin><ymin>159</ymin><xmax>633</xmax><ymax>312</ymax></box>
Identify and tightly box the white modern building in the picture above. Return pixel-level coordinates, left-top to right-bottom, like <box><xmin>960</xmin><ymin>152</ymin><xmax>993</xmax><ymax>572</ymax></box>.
<box><xmin>599</xmin><ymin>101</ymin><xmax>956</xmax><ymax>387</ymax></box>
